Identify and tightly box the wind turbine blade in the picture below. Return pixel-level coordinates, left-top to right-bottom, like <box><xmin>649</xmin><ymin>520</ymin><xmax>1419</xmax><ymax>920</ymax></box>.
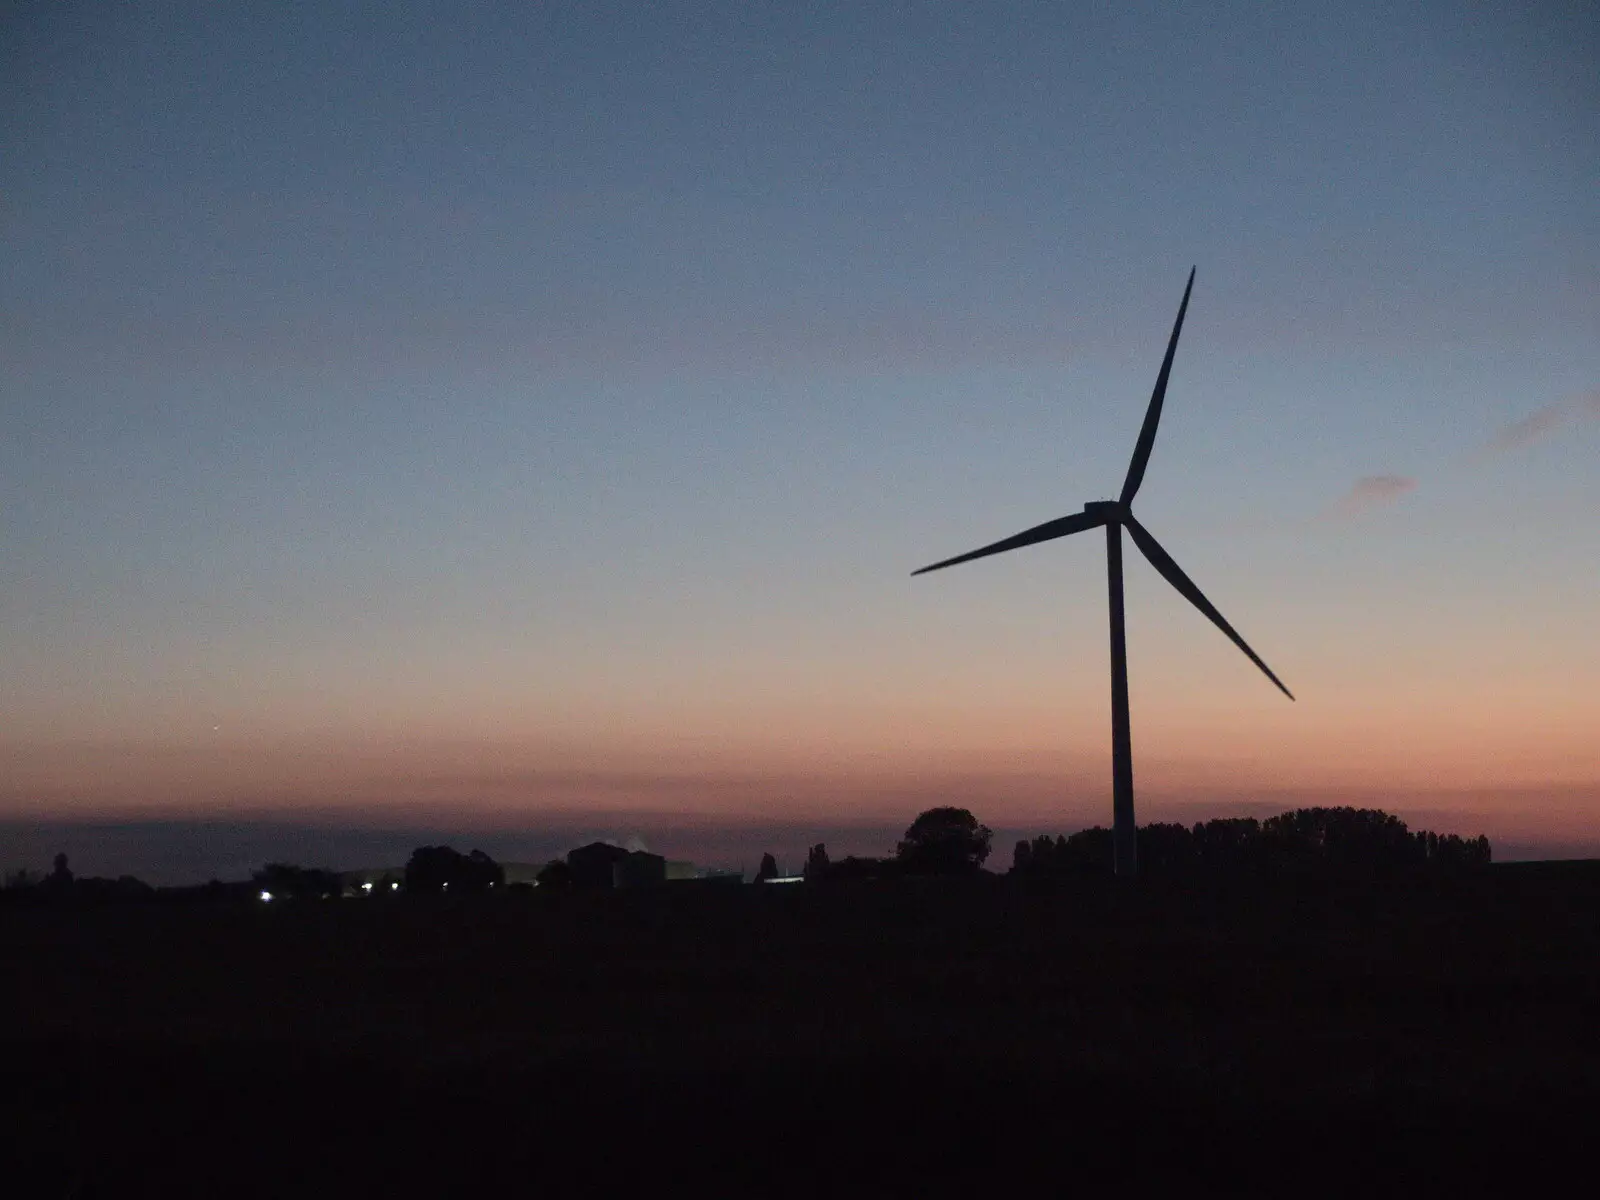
<box><xmin>912</xmin><ymin>509</ymin><xmax>1108</xmax><ymax>576</ymax></box>
<box><xmin>1123</xmin><ymin>514</ymin><xmax>1295</xmax><ymax>700</ymax></box>
<box><xmin>1119</xmin><ymin>267</ymin><xmax>1196</xmax><ymax>506</ymax></box>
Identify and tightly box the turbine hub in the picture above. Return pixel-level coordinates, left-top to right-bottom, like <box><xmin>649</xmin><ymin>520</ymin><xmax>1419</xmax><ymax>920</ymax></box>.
<box><xmin>1084</xmin><ymin>500</ymin><xmax>1123</xmax><ymax>521</ymax></box>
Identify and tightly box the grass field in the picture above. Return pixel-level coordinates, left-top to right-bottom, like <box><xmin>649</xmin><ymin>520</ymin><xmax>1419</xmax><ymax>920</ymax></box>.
<box><xmin>4</xmin><ymin>863</ymin><xmax>1597</xmax><ymax>1195</ymax></box>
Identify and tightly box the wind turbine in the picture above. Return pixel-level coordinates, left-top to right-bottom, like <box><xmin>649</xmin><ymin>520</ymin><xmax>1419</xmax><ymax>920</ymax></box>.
<box><xmin>911</xmin><ymin>269</ymin><xmax>1293</xmax><ymax>878</ymax></box>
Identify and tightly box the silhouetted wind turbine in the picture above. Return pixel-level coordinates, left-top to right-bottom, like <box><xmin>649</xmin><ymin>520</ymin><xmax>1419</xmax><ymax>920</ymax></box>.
<box><xmin>912</xmin><ymin>269</ymin><xmax>1293</xmax><ymax>878</ymax></box>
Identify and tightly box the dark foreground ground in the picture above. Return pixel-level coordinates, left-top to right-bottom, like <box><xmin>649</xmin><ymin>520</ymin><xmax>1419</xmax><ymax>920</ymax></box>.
<box><xmin>4</xmin><ymin>862</ymin><xmax>1598</xmax><ymax>1196</ymax></box>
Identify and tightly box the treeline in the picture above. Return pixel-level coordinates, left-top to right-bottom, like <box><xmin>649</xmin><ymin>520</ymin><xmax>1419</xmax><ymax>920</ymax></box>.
<box><xmin>1</xmin><ymin>807</ymin><xmax>1494</xmax><ymax>906</ymax></box>
<box><xmin>0</xmin><ymin>852</ymin><xmax>200</xmax><ymax>905</ymax></box>
<box><xmin>1012</xmin><ymin>807</ymin><xmax>1491</xmax><ymax>877</ymax></box>
<box><xmin>0</xmin><ymin>846</ymin><xmax>508</xmax><ymax>907</ymax></box>
<box><xmin>797</xmin><ymin>805</ymin><xmax>1491</xmax><ymax>882</ymax></box>
<box><xmin>253</xmin><ymin>847</ymin><xmax>507</xmax><ymax>898</ymax></box>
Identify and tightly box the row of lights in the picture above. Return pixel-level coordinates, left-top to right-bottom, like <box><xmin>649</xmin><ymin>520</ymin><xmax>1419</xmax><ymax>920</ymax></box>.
<box><xmin>259</xmin><ymin>880</ymin><xmax>403</xmax><ymax>902</ymax></box>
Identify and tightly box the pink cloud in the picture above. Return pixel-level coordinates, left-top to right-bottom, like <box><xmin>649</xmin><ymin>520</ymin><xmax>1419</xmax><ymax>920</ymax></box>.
<box><xmin>1483</xmin><ymin>403</ymin><xmax>1569</xmax><ymax>454</ymax></box>
<box><xmin>1319</xmin><ymin>474</ymin><xmax>1418</xmax><ymax>521</ymax></box>
<box><xmin>1477</xmin><ymin>389</ymin><xmax>1600</xmax><ymax>459</ymax></box>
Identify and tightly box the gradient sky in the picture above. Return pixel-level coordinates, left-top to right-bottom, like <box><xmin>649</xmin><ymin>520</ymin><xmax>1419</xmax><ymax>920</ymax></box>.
<box><xmin>3</xmin><ymin>1</ymin><xmax>1596</xmax><ymax>877</ymax></box>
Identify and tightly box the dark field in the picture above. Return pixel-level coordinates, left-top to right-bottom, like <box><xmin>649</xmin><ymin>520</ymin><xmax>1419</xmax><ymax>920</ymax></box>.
<box><xmin>5</xmin><ymin>864</ymin><xmax>1598</xmax><ymax>1195</ymax></box>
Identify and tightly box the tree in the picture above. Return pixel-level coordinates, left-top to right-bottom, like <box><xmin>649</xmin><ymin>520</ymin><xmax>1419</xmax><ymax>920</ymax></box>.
<box><xmin>1191</xmin><ymin>817</ymin><xmax>1262</xmax><ymax>871</ymax></box>
<box><xmin>1137</xmin><ymin>823</ymin><xmax>1199</xmax><ymax>874</ymax></box>
<box><xmin>1260</xmin><ymin>807</ymin><xmax>1423</xmax><ymax>871</ymax></box>
<box><xmin>755</xmin><ymin>853</ymin><xmax>780</xmax><ymax>883</ymax></box>
<box><xmin>37</xmin><ymin>852</ymin><xmax>75</xmax><ymax>894</ymax></box>
<box><xmin>404</xmin><ymin>846</ymin><xmax>503</xmax><ymax>893</ymax></box>
<box><xmin>803</xmin><ymin>843</ymin><xmax>830</xmax><ymax>880</ymax></box>
<box><xmin>1012</xmin><ymin>840</ymin><xmax>1032</xmax><ymax>873</ymax></box>
<box><xmin>1057</xmin><ymin>828</ymin><xmax>1112</xmax><ymax>874</ymax></box>
<box><xmin>467</xmin><ymin>849</ymin><xmax>505</xmax><ymax>890</ymax></box>
<box><xmin>896</xmin><ymin>807</ymin><xmax>992</xmax><ymax>875</ymax></box>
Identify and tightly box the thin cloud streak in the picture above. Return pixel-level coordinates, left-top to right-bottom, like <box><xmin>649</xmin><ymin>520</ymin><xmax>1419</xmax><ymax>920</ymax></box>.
<box><xmin>1318</xmin><ymin>474</ymin><xmax>1418</xmax><ymax>521</ymax></box>
<box><xmin>1313</xmin><ymin>389</ymin><xmax>1594</xmax><ymax>525</ymax></box>
<box><xmin>1473</xmin><ymin>390</ymin><xmax>1600</xmax><ymax>461</ymax></box>
<box><xmin>1483</xmin><ymin>403</ymin><xmax>1569</xmax><ymax>454</ymax></box>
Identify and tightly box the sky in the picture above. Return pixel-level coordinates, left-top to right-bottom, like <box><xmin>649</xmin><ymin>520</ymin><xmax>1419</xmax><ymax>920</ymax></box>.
<box><xmin>2</xmin><ymin>1</ymin><xmax>1596</xmax><ymax>879</ymax></box>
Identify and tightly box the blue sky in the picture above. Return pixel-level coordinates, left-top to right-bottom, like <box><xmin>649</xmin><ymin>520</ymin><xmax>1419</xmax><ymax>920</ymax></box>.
<box><xmin>1</xmin><ymin>1</ymin><xmax>1596</xmax><ymax>878</ymax></box>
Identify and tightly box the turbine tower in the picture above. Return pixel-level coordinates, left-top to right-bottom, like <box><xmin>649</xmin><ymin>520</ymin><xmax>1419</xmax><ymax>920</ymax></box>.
<box><xmin>912</xmin><ymin>269</ymin><xmax>1293</xmax><ymax>878</ymax></box>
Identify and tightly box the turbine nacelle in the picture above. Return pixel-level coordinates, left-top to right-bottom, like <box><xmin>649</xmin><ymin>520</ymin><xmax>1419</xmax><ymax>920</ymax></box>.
<box><xmin>1083</xmin><ymin>500</ymin><xmax>1124</xmax><ymax>522</ymax></box>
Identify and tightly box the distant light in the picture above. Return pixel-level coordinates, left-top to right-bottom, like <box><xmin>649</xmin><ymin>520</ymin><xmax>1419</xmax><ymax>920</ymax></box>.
<box><xmin>361</xmin><ymin>881</ymin><xmax>373</xmax><ymax>892</ymax></box>
<box><xmin>259</xmin><ymin>891</ymin><xmax>273</xmax><ymax>902</ymax></box>
<box><xmin>441</xmin><ymin>881</ymin><xmax>449</xmax><ymax>890</ymax></box>
<box><xmin>764</xmin><ymin>876</ymin><xmax>805</xmax><ymax>884</ymax></box>
<box><xmin>390</xmin><ymin>881</ymin><xmax>399</xmax><ymax>891</ymax></box>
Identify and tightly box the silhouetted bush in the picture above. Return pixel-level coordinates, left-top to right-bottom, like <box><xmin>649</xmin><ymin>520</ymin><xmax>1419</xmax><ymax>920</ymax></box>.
<box><xmin>251</xmin><ymin>863</ymin><xmax>342</xmax><ymax>899</ymax></box>
<box><xmin>816</xmin><ymin>856</ymin><xmax>899</xmax><ymax>882</ymax></box>
<box><xmin>39</xmin><ymin>874</ymin><xmax>156</xmax><ymax>905</ymax></box>
<box><xmin>151</xmin><ymin>879</ymin><xmax>258</xmax><ymax>905</ymax></box>
<box><xmin>2</xmin><ymin>854</ymin><xmax>156</xmax><ymax>906</ymax></box>
<box><xmin>75</xmin><ymin>875</ymin><xmax>156</xmax><ymax>903</ymax></box>
<box><xmin>536</xmin><ymin>860</ymin><xmax>573</xmax><ymax>890</ymax></box>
